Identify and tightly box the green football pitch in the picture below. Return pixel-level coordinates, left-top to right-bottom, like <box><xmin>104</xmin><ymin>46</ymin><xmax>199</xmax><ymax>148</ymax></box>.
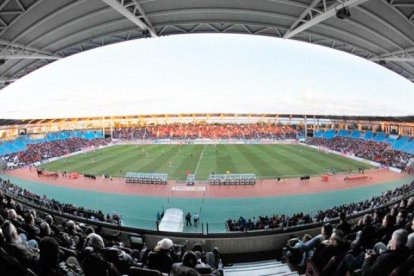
<box><xmin>41</xmin><ymin>144</ymin><xmax>372</xmax><ymax>180</ymax></box>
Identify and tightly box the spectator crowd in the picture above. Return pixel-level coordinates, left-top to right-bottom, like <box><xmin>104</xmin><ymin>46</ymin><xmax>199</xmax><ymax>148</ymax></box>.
<box><xmin>282</xmin><ymin>186</ymin><xmax>414</xmax><ymax>275</ymax></box>
<box><xmin>113</xmin><ymin>123</ymin><xmax>297</xmax><ymax>140</ymax></box>
<box><xmin>0</xmin><ymin>177</ymin><xmax>120</xmax><ymax>225</ymax></box>
<box><xmin>4</xmin><ymin>138</ymin><xmax>109</xmax><ymax>167</ymax></box>
<box><xmin>307</xmin><ymin>137</ymin><xmax>413</xmax><ymax>170</ymax></box>
<box><xmin>0</xmin><ymin>177</ymin><xmax>223</xmax><ymax>275</ymax></box>
<box><xmin>227</xmin><ymin>180</ymin><xmax>414</xmax><ymax>232</ymax></box>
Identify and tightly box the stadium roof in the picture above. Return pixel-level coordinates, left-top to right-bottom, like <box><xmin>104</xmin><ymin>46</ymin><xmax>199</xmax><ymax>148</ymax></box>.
<box><xmin>0</xmin><ymin>0</ymin><xmax>414</xmax><ymax>90</ymax></box>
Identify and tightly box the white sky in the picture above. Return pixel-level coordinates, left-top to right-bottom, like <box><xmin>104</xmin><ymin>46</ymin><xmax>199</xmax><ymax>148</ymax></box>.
<box><xmin>1</xmin><ymin>33</ymin><xmax>414</xmax><ymax>119</ymax></box>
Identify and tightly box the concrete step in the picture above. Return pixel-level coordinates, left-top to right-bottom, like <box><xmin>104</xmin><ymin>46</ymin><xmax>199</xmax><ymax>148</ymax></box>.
<box><xmin>223</xmin><ymin>260</ymin><xmax>298</xmax><ymax>276</ymax></box>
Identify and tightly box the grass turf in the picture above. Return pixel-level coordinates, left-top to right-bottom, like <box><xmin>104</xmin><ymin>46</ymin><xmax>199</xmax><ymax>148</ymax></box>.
<box><xmin>41</xmin><ymin>144</ymin><xmax>372</xmax><ymax>180</ymax></box>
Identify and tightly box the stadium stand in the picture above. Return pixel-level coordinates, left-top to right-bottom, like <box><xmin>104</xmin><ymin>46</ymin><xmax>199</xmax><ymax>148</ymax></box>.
<box><xmin>113</xmin><ymin>124</ymin><xmax>297</xmax><ymax>140</ymax></box>
<box><xmin>0</xmin><ymin>130</ymin><xmax>104</xmax><ymax>157</ymax></box>
<box><xmin>1</xmin><ymin>176</ymin><xmax>414</xmax><ymax>275</ymax></box>
<box><xmin>307</xmin><ymin>137</ymin><xmax>413</xmax><ymax>169</ymax></box>
<box><xmin>14</xmin><ymin>138</ymin><xmax>109</xmax><ymax>166</ymax></box>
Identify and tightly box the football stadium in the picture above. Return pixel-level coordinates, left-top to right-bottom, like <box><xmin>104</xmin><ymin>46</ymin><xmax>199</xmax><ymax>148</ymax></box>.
<box><xmin>1</xmin><ymin>1</ymin><xmax>414</xmax><ymax>276</ymax></box>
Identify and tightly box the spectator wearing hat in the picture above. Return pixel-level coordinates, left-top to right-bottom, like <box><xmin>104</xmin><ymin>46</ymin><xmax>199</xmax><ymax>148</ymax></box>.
<box><xmin>147</xmin><ymin>238</ymin><xmax>175</xmax><ymax>273</ymax></box>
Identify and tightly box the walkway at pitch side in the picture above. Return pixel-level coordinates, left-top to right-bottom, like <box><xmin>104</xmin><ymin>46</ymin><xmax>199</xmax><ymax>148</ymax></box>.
<box><xmin>2</xmin><ymin>168</ymin><xmax>413</xmax><ymax>233</ymax></box>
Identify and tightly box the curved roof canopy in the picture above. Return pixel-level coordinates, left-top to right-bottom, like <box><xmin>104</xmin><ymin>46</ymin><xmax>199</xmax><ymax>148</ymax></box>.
<box><xmin>0</xmin><ymin>0</ymin><xmax>414</xmax><ymax>90</ymax></box>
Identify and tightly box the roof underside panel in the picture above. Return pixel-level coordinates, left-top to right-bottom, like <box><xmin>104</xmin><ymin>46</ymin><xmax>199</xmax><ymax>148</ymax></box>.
<box><xmin>0</xmin><ymin>0</ymin><xmax>414</xmax><ymax>91</ymax></box>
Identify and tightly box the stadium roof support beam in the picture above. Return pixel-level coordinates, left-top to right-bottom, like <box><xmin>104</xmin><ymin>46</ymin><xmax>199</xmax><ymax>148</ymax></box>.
<box><xmin>0</xmin><ymin>39</ymin><xmax>59</xmax><ymax>58</ymax></box>
<box><xmin>370</xmin><ymin>57</ymin><xmax>414</xmax><ymax>62</ymax></box>
<box><xmin>374</xmin><ymin>46</ymin><xmax>414</xmax><ymax>59</ymax></box>
<box><xmin>283</xmin><ymin>0</ymin><xmax>371</xmax><ymax>39</ymax></box>
<box><xmin>287</xmin><ymin>0</ymin><xmax>322</xmax><ymax>32</ymax></box>
<box><xmin>0</xmin><ymin>54</ymin><xmax>61</xmax><ymax>60</ymax></box>
<box><xmin>101</xmin><ymin>0</ymin><xmax>158</xmax><ymax>37</ymax></box>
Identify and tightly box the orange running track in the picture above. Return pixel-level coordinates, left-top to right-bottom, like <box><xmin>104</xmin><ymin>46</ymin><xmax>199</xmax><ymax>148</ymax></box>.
<box><xmin>5</xmin><ymin>167</ymin><xmax>408</xmax><ymax>199</ymax></box>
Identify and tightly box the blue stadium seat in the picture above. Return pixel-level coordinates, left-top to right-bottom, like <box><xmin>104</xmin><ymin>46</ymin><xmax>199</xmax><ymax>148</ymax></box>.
<box><xmin>363</xmin><ymin>131</ymin><xmax>374</xmax><ymax>140</ymax></box>
<box><xmin>399</xmin><ymin>140</ymin><xmax>414</xmax><ymax>154</ymax></box>
<box><xmin>322</xmin><ymin>129</ymin><xmax>335</xmax><ymax>139</ymax></box>
<box><xmin>314</xmin><ymin>130</ymin><xmax>324</xmax><ymax>138</ymax></box>
<box><xmin>392</xmin><ymin>136</ymin><xmax>411</xmax><ymax>150</ymax></box>
<box><xmin>350</xmin><ymin>130</ymin><xmax>361</xmax><ymax>139</ymax></box>
<box><xmin>373</xmin><ymin>132</ymin><xmax>386</xmax><ymax>142</ymax></box>
<box><xmin>384</xmin><ymin>136</ymin><xmax>397</xmax><ymax>145</ymax></box>
<box><xmin>337</xmin><ymin>129</ymin><xmax>349</xmax><ymax>137</ymax></box>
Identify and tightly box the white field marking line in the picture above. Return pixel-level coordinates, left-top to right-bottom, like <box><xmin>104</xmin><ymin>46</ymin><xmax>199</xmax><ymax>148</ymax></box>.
<box><xmin>194</xmin><ymin>144</ymin><xmax>207</xmax><ymax>177</ymax></box>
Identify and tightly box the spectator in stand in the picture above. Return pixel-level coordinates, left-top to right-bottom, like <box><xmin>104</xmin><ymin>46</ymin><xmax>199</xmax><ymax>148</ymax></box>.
<box><xmin>1</xmin><ymin>220</ymin><xmax>39</xmax><ymax>269</ymax></box>
<box><xmin>376</xmin><ymin>214</ymin><xmax>395</xmax><ymax>245</ymax></box>
<box><xmin>147</xmin><ymin>238</ymin><xmax>176</xmax><ymax>273</ymax></box>
<box><xmin>352</xmin><ymin>214</ymin><xmax>376</xmax><ymax>252</ymax></box>
<box><xmin>394</xmin><ymin>211</ymin><xmax>408</xmax><ymax>230</ymax></box>
<box><xmin>0</xmin><ymin>177</ymin><xmax>120</xmax><ymax>226</ymax></box>
<box><xmin>288</xmin><ymin>223</ymin><xmax>333</xmax><ymax>268</ymax></box>
<box><xmin>336</xmin><ymin>212</ymin><xmax>352</xmax><ymax>236</ymax></box>
<box><xmin>10</xmin><ymin>137</ymin><xmax>109</xmax><ymax>166</ymax></box>
<box><xmin>35</xmin><ymin>236</ymin><xmax>84</xmax><ymax>275</ymax></box>
<box><xmin>361</xmin><ymin>229</ymin><xmax>410</xmax><ymax>276</ymax></box>
<box><xmin>228</xmin><ymin>180</ymin><xmax>414</xmax><ymax>232</ymax></box>
<box><xmin>310</xmin><ymin>229</ymin><xmax>350</xmax><ymax>275</ymax></box>
<box><xmin>112</xmin><ymin>123</ymin><xmax>297</xmax><ymax>141</ymax></box>
<box><xmin>82</xmin><ymin>233</ymin><xmax>120</xmax><ymax>276</ymax></box>
<box><xmin>23</xmin><ymin>212</ymin><xmax>40</xmax><ymax>241</ymax></box>
<box><xmin>307</xmin><ymin>137</ymin><xmax>413</xmax><ymax>170</ymax></box>
<box><xmin>8</xmin><ymin>208</ymin><xmax>23</xmax><ymax>228</ymax></box>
